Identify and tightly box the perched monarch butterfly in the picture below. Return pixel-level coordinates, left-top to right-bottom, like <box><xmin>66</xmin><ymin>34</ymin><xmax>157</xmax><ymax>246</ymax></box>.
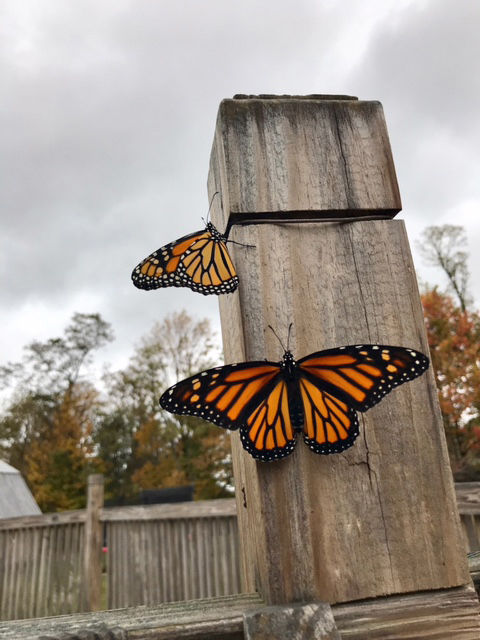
<box><xmin>132</xmin><ymin>191</ymin><xmax>239</xmax><ymax>295</ymax></box>
<box><xmin>159</xmin><ymin>343</ymin><xmax>429</xmax><ymax>461</ymax></box>
<box><xmin>131</xmin><ymin>222</ymin><xmax>238</xmax><ymax>296</ymax></box>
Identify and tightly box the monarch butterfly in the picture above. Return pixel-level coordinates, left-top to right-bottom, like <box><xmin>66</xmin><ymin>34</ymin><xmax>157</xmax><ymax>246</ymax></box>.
<box><xmin>159</xmin><ymin>344</ymin><xmax>429</xmax><ymax>461</ymax></box>
<box><xmin>131</xmin><ymin>222</ymin><xmax>238</xmax><ymax>296</ymax></box>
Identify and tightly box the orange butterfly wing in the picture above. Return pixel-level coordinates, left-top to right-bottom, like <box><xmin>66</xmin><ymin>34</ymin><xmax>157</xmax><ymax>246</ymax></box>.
<box><xmin>131</xmin><ymin>223</ymin><xmax>238</xmax><ymax>295</ymax></box>
<box><xmin>296</xmin><ymin>344</ymin><xmax>428</xmax><ymax>454</ymax></box>
<box><xmin>297</xmin><ymin>344</ymin><xmax>429</xmax><ymax>411</ymax></box>
<box><xmin>159</xmin><ymin>361</ymin><xmax>296</xmax><ymax>461</ymax></box>
<box><xmin>298</xmin><ymin>379</ymin><xmax>360</xmax><ymax>454</ymax></box>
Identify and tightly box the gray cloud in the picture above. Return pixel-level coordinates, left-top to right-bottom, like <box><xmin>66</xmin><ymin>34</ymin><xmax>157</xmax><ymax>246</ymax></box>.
<box><xmin>347</xmin><ymin>0</ymin><xmax>480</xmax><ymax>213</ymax></box>
<box><xmin>1</xmin><ymin>0</ymin><xmax>479</xmax><ymax>370</ymax></box>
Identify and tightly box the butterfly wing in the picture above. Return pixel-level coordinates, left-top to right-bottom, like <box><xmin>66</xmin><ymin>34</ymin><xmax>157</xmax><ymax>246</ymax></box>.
<box><xmin>298</xmin><ymin>379</ymin><xmax>360</xmax><ymax>454</ymax></box>
<box><xmin>294</xmin><ymin>344</ymin><xmax>428</xmax><ymax>455</ymax></box>
<box><xmin>159</xmin><ymin>361</ymin><xmax>296</xmax><ymax>461</ymax></box>
<box><xmin>131</xmin><ymin>226</ymin><xmax>238</xmax><ymax>295</ymax></box>
<box><xmin>298</xmin><ymin>344</ymin><xmax>429</xmax><ymax>412</ymax></box>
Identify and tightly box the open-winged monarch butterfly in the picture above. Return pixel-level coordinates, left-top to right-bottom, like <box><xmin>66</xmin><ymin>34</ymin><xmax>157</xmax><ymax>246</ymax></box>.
<box><xmin>159</xmin><ymin>344</ymin><xmax>429</xmax><ymax>461</ymax></box>
<box><xmin>131</xmin><ymin>193</ymin><xmax>240</xmax><ymax>296</ymax></box>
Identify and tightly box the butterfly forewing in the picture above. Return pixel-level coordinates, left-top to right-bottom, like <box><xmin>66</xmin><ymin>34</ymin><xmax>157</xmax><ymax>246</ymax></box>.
<box><xmin>298</xmin><ymin>345</ymin><xmax>429</xmax><ymax>412</ymax></box>
<box><xmin>159</xmin><ymin>362</ymin><xmax>281</xmax><ymax>427</ymax></box>
<box><xmin>159</xmin><ymin>361</ymin><xmax>297</xmax><ymax>461</ymax></box>
<box><xmin>131</xmin><ymin>224</ymin><xmax>238</xmax><ymax>295</ymax></box>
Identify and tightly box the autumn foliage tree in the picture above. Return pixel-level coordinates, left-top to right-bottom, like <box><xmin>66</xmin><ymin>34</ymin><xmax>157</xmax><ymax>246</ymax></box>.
<box><xmin>97</xmin><ymin>311</ymin><xmax>233</xmax><ymax>502</ymax></box>
<box><xmin>422</xmin><ymin>288</ymin><xmax>480</xmax><ymax>477</ymax></box>
<box><xmin>419</xmin><ymin>225</ymin><xmax>480</xmax><ymax>478</ymax></box>
<box><xmin>130</xmin><ymin>312</ymin><xmax>232</xmax><ymax>499</ymax></box>
<box><xmin>26</xmin><ymin>383</ymin><xmax>101</xmax><ymax>511</ymax></box>
<box><xmin>0</xmin><ymin>313</ymin><xmax>113</xmax><ymax>510</ymax></box>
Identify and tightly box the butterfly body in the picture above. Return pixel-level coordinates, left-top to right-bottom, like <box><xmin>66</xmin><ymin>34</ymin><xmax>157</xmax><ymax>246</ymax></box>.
<box><xmin>132</xmin><ymin>222</ymin><xmax>238</xmax><ymax>295</ymax></box>
<box><xmin>160</xmin><ymin>344</ymin><xmax>429</xmax><ymax>462</ymax></box>
<box><xmin>279</xmin><ymin>350</ymin><xmax>305</xmax><ymax>431</ymax></box>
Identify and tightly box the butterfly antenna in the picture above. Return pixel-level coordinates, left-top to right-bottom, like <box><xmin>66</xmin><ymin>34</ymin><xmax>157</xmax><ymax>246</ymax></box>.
<box><xmin>286</xmin><ymin>323</ymin><xmax>293</xmax><ymax>351</ymax></box>
<box><xmin>268</xmin><ymin>325</ymin><xmax>287</xmax><ymax>352</ymax></box>
<box><xmin>206</xmin><ymin>191</ymin><xmax>220</xmax><ymax>224</ymax></box>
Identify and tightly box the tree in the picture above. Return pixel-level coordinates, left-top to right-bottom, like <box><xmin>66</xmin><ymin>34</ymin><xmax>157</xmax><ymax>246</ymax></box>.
<box><xmin>0</xmin><ymin>393</ymin><xmax>53</xmax><ymax>478</ymax></box>
<box><xmin>93</xmin><ymin>408</ymin><xmax>137</xmax><ymax>505</ymax></box>
<box><xmin>418</xmin><ymin>226</ymin><xmax>480</xmax><ymax>478</ymax></box>
<box><xmin>96</xmin><ymin>310</ymin><xmax>233</xmax><ymax>501</ymax></box>
<box><xmin>26</xmin><ymin>383</ymin><xmax>101</xmax><ymax>511</ymax></box>
<box><xmin>418</xmin><ymin>225</ymin><xmax>470</xmax><ymax>311</ymax></box>
<box><xmin>0</xmin><ymin>313</ymin><xmax>113</xmax><ymax>510</ymax></box>
<box><xmin>0</xmin><ymin>310</ymin><xmax>233</xmax><ymax>509</ymax></box>
<box><xmin>422</xmin><ymin>288</ymin><xmax>480</xmax><ymax>478</ymax></box>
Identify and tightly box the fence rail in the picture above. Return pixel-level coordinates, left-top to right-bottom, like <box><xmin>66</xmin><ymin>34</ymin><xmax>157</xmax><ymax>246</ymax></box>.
<box><xmin>0</xmin><ymin>480</ymin><xmax>479</xmax><ymax>621</ymax></box>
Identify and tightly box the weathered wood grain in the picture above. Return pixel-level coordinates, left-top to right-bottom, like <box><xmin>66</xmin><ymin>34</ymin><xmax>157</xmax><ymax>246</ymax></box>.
<box><xmin>0</xmin><ymin>593</ymin><xmax>262</xmax><ymax>639</ymax></box>
<box><xmin>469</xmin><ymin>551</ymin><xmax>480</xmax><ymax>593</ymax></box>
<box><xmin>333</xmin><ymin>584</ymin><xmax>480</xmax><ymax>639</ymax></box>
<box><xmin>1</xmin><ymin>587</ymin><xmax>478</xmax><ymax>640</ymax></box>
<box><xmin>244</xmin><ymin>602</ymin><xmax>340</xmax><ymax>639</ymax></box>
<box><xmin>462</xmin><ymin>513</ymin><xmax>480</xmax><ymax>552</ymax></box>
<box><xmin>0</xmin><ymin>509</ymin><xmax>86</xmax><ymax>530</ymax></box>
<box><xmin>208</xmin><ymin>95</ymin><xmax>401</xmax><ymax>233</ymax></box>
<box><xmin>456</xmin><ymin>482</ymin><xmax>480</xmax><ymax>513</ymax></box>
<box><xmin>83</xmin><ymin>474</ymin><xmax>104</xmax><ymax>611</ymax></box>
<box><xmin>101</xmin><ymin>498</ymin><xmax>236</xmax><ymax>522</ymax></box>
<box><xmin>212</xmin><ymin>218</ymin><xmax>470</xmax><ymax>605</ymax></box>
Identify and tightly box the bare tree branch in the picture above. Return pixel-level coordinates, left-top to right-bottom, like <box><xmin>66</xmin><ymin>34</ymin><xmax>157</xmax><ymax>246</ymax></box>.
<box><xmin>418</xmin><ymin>225</ymin><xmax>470</xmax><ymax>311</ymax></box>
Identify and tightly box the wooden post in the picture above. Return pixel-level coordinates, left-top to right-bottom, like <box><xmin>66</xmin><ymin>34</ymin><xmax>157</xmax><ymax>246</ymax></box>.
<box><xmin>83</xmin><ymin>473</ymin><xmax>104</xmax><ymax>611</ymax></box>
<box><xmin>208</xmin><ymin>96</ymin><xmax>480</xmax><ymax>632</ymax></box>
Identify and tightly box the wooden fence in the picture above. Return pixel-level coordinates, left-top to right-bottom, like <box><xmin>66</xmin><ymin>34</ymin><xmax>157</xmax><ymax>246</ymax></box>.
<box><xmin>456</xmin><ymin>482</ymin><xmax>480</xmax><ymax>552</ymax></box>
<box><xmin>0</xmin><ymin>510</ymin><xmax>86</xmax><ymax>620</ymax></box>
<box><xmin>0</xmin><ymin>481</ymin><xmax>240</xmax><ymax>621</ymax></box>
<box><xmin>104</xmin><ymin>501</ymin><xmax>240</xmax><ymax>608</ymax></box>
<box><xmin>0</xmin><ymin>479</ymin><xmax>479</xmax><ymax>622</ymax></box>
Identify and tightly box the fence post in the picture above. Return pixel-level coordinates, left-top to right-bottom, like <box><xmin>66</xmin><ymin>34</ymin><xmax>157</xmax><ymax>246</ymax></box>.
<box><xmin>208</xmin><ymin>95</ymin><xmax>480</xmax><ymax>634</ymax></box>
<box><xmin>84</xmin><ymin>473</ymin><xmax>104</xmax><ymax>611</ymax></box>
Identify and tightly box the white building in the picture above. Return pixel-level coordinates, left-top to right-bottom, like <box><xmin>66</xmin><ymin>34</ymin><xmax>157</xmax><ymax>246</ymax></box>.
<box><xmin>0</xmin><ymin>460</ymin><xmax>41</xmax><ymax>518</ymax></box>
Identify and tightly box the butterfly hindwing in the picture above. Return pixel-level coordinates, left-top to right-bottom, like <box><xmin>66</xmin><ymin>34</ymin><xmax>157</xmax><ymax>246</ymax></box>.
<box><xmin>298</xmin><ymin>344</ymin><xmax>429</xmax><ymax>412</ymax></box>
<box><xmin>159</xmin><ymin>361</ymin><xmax>296</xmax><ymax>461</ymax></box>
<box><xmin>240</xmin><ymin>378</ymin><xmax>296</xmax><ymax>461</ymax></box>
<box><xmin>131</xmin><ymin>223</ymin><xmax>238</xmax><ymax>295</ymax></box>
<box><xmin>298</xmin><ymin>379</ymin><xmax>360</xmax><ymax>454</ymax></box>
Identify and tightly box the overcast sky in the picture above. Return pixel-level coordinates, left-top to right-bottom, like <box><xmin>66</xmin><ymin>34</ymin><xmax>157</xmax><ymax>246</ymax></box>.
<box><xmin>1</xmin><ymin>0</ymin><xmax>479</xmax><ymax>378</ymax></box>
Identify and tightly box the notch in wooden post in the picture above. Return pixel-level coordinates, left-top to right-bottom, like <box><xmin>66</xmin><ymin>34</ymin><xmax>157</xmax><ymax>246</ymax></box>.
<box><xmin>209</xmin><ymin>94</ymin><xmax>401</xmax><ymax>235</ymax></box>
<box><xmin>83</xmin><ymin>474</ymin><xmax>104</xmax><ymax>611</ymax></box>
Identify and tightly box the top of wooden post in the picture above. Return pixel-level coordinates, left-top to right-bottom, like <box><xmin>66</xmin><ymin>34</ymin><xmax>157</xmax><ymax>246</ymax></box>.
<box><xmin>208</xmin><ymin>94</ymin><xmax>401</xmax><ymax>233</ymax></box>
